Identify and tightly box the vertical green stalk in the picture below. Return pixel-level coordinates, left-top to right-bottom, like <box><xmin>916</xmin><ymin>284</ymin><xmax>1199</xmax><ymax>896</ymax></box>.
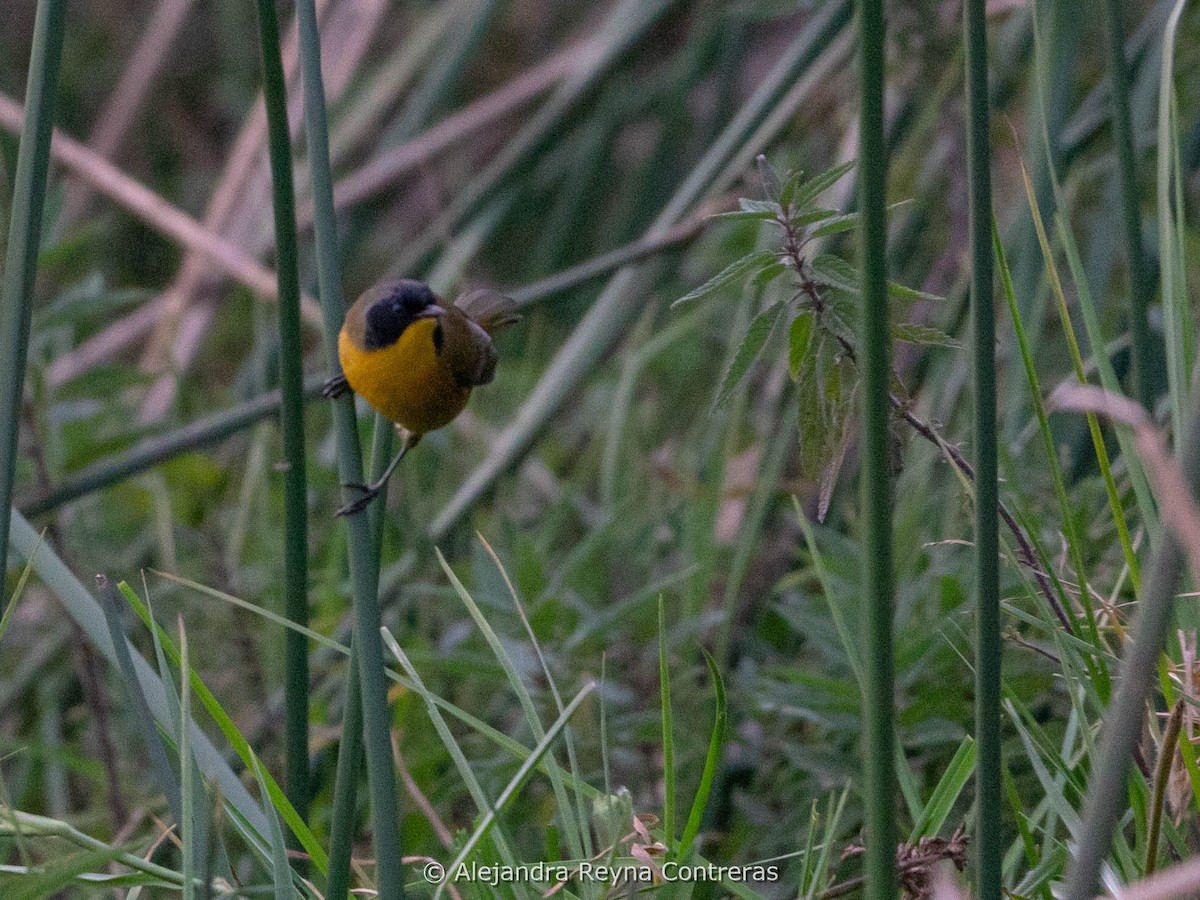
<box><xmin>325</xmin><ymin>654</ymin><xmax>364</xmax><ymax>900</ymax></box>
<box><xmin>292</xmin><ymin>0</ymin><xmax>404</xmax><ymax>896</ymax></box>
<box><xmin>252</xmin><ymin>0</ymin><xmax>310</xmax><ymax>836</ymax></box>
<box><xmin>1101</xmin><ymin>0</ymin><xmax>1156</xmax><ymax>410</ymax></box>
<box><xmin>0</xmin><ymin>0</ymin><xmax>68</xmax><ymax>596</ymax></box>
<box><xmin>964</xmin><ymin>3</ymin><xmax>1000</xmax><ymax>898</ymax></box>
<box><xmin>1064</xmin><ymin>386</ymin><xmax>1200</xmax><ymax>898</ymax></box>
<box><xmin>856</xmin><ymin>2</ymin><xmax>896</xmax><ymax>898</ymax></box>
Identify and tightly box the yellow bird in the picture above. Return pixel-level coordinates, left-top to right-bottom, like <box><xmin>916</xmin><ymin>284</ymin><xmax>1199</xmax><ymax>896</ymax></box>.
<box><xmin>324</xmin><ymin>278</ymin><xmax>517</xmax><ymax>514</ymax></box>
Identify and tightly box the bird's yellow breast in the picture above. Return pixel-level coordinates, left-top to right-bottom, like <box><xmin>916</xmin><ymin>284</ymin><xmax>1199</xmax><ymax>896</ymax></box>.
<box><xmin>338</xmin><ymin>317</ymin><xmax>470</xmax><ymax>435</ymax></box>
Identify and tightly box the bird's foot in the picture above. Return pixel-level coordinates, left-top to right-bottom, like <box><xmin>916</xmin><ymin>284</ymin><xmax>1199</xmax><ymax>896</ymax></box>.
<box><xmin>323</xmin><ymin>373</ymin><xmax>350</xmax><ymax>399</ymax></box>
<box><xmin>335</xmin><ymin>482</ymin><xmax>379</xmax><ymax>517</ymax></box>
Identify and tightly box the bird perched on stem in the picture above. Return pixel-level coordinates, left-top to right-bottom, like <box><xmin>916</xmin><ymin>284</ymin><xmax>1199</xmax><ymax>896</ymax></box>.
<box><xmin>324</xmin><ymin>278</ymin><xmax>518</xmax><ymax>515</ymax></box>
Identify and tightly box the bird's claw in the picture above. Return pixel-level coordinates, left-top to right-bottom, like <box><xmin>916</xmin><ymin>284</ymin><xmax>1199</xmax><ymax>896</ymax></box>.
<box><xmin>335</xmin><ymin>482</ymin><xmax>378</xmax><ymax>516</ymax></box>
<box><xmin>323</xmin><ymin>374</ymin><xmax>350</xmax><ymax>399</ymax></box>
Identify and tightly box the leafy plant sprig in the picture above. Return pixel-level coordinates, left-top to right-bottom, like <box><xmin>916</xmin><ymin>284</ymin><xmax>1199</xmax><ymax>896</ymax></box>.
<box><xmin>676</xmin><ymin>156</ymin><xmax>951</xmax><ymax>519</ymax></box>
<box><xmin>675</xmin><ymin>156</ymin><xmax>1073</xmax><ymax>631</ymax></box>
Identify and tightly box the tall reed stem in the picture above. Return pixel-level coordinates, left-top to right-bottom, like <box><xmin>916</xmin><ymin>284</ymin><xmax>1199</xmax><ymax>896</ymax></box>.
<box><xmin>0</xmin><ymin>0</ymin><xmax>67</xmax><ymax>597</ymax></box>
<box><xmin>964</xmin><ymin>2</ymin><xmax>1000</xmax><ymax>898</ymax></box>
<box><xmin>252</xmin><ymin>0</ymin><xmax>311</xmax><ymax>835</ymax></box>
<box><xmin>856</xmin><ymin>1</ymin><xmax>896</xmax><ymax>898</ymax></box>
<box><xmin>292</xmin><ymin>0</ymin><xmax>405</xmax><ymax>894</ymax></box>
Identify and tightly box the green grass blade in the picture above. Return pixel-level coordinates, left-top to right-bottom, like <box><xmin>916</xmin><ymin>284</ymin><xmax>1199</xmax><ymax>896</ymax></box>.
<box><xmin>0</xmin><ymin>0</ymin><xmax>68</xmax><ymax>592</ymax></box>
<box><xmin>658</xmin><ymin>594</ymin><xmax>676</xmax><ymax>853</ymax></box>
<box><xmin>910</xmin><ymin>737</ymin><xmax>977</xmax><ymax>841</ymax></box>
<box><xmin>678</xmin><ymin>647</ymin><xmax>727</xmax><ymax>856</ymax></box>
<box><xmin>432</xmin><ymin>682</ymin><xmax>595</xmax><ymax>900</ymax></box>
<box><xmin>1019</xmin><ymin>159</ymin><xmax>1141</xmax><ymax>588</ymax></box>
<box><xmin>1157</xmin><ymin>0</ymin><xmax>1191</xmax><ymax>438</ymax></box>
<box><xmin>435</xmin><ymin>548</ymin><xmax>585</xmax><ymax>862</ymax></box>
<box><xmin>96</xmin><ymin>577</ymin><xmax>182</xmax><ymax>827</ymax></box>
<box><xmin>381</xmin><ymin>629</ymin><xmax>523</xmax><ymax>875</ymax></box>
<box><xmin>179</xmin><ymin>618</ymin><xmax>196</xmax><ymax>900</ymax></box>
<box><xmin>118</xmin><ymin>582</ymin><xmax>328</xmax><ymax>874</ymax></box>
<box><xmin>251</xmin><ymin>752</ymin><xmax>298</xmax><ymax>899</ymax></box>
<box><xmin>1064</xmin><ymin>410</ymin><xmax>1200</xmax><ymax>897</ymax></box>
<box><xmin>994</xmin><ymin>225</ymin><xmax>1109</xmax><ymax>686</ymax></box>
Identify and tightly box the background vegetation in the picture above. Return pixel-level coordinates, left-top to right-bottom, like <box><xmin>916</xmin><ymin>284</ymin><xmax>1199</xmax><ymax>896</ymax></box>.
<box><xmin>1</xmin><ymin>0</ymin><xmax>1199</xmax><ymax>897</ymax></box>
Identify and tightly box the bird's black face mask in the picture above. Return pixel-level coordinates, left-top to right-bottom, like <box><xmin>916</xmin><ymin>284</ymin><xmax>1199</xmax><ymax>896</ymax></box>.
<box><xmin>363</xmin><ymin>280</ymin><xmax>437</xmax><ymax>350</ymax></box>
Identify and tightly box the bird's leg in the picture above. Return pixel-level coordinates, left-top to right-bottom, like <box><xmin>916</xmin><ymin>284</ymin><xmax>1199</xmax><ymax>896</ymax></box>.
<box><xmin>323</xmin><ymin>373</ymin><xmax>350</xmax><ymax>399</ymax></box>
<box><xmin>335</xmin><ymin>431</ymin><xmax>422</xmax><ymax>517</ymax></box>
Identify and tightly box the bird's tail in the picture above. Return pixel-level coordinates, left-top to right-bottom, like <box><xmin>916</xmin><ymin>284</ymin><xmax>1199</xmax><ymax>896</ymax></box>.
<box><xmin>455</xmin><ymin>288</ymin><xmax>520</xmax><ymax>334</ymax></box>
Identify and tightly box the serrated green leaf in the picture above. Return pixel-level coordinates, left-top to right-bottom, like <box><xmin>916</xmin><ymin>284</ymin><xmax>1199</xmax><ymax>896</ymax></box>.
<box><xmin>711</xmin><ymin>302</ymin><xmax>786</xmax><ymax>412</ymax></box>
<box><xmin>753</xmin><ymin>261</ymin><xmax>789</xmax><ymax>288</ymax></box>
<box><xmin>673</xmin><ymin>250</ymin><xmax>778</xmax><ymax>308</ymax></box>
<box><xmin>738</xmin><ymin>198</ymin><xmax>780</xmax><ymax>215</ymax></box>
<box><xmin>810</xmin><ymin>213</ymin><xmax>858</xmax><ymax>237</ymax></box>
<box><xmin>890</xmin><ymin>322</ymin><xmax>962</xmax><ymax>349</ymax></box>
<box><xmin>888</xmin><ymin>281</ymin><xmax>943</xmax><ymax>303</ymax></box>
<box><xmin>792</xmin><ymin>207</ymin><xmax>838</xmax><ymax>227</ymax></box>
<box><xmin>779</xmin><ymin>169</ymin><xmax>804</xmax><ymax>209</ymax></box>
<box><xmin>792</xmin><ymin>160</ymin><xmax>855</xmax><ymax>209</ymax></box>
<box><xmin>711</xmin><ymin>209</ymin><xmax>780</xmax><ymax>223</ymax></box>
<box><xmin>808</xmin><ymin>254</ymin><xmax>859</xmax><ymax>296</ymax></box>
<box><xmin>789</xmin><ymin>313</ymin><xmax>815</xmax><ymax>380</ymax></box>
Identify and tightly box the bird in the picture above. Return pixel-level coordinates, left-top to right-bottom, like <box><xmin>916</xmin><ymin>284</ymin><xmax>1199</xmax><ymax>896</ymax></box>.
<box><xmin>323</xmin><ymin>277</ymin><xmax>518</xmax><ymax>515</ymax></box>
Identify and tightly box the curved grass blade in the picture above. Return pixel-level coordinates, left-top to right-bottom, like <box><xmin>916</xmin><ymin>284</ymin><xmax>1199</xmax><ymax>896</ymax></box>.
<box><xmin>118</xmin><ymin>580</ymin><xmax>328</xmax><ymax>873</ymax></box>
<box><xmin>431</xmin><ymin>682</ymin><xmax>596</xmax><ymax>900</ymax></box>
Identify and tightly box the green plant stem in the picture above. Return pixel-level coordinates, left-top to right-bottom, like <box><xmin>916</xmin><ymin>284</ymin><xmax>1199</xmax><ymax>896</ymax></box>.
<box><xmin>1146</xmin><ymin>697</ymin><xmax>1184</xmax><ymax>877</ymax></box>
<box><xmin>857</xmin><ymin>1</ymin><xmax>896</xmax><ymax>898</ymax></box>
<box><xmin>1064</xmin><ymin>380</ymin><xmax>1200</xmax><ymax>899</ymax></box>
<box><xmin>964</xmin><ymin>2</ymin><xmax>1000</xmax><ymax>897</ymax></box>
<box><xmin>1101</xmin><ymin>0</ymin><xmax>1156</xmax><ymax>409</ymax></box>
<box><xmin>0</xmin><ymin>0</ymin><xmax>67</xmax><ymax>595</ymax></box>
<box><xmin>292</xmin><ymin>0</ymin><xmax>404</xmax><ymax>894</ymax></box>
<box><xmin>252</xmin><ymin>0</ymin><xmax>310</xmax><ymax>836</ymax></box>
<box><xmin>325</xmin><ymin>652</ymin><xmax>364</xmax><ymax>900</ymax></box>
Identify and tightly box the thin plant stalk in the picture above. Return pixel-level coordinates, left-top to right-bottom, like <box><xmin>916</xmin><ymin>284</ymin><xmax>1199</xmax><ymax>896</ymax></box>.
<box><xmin>325</xmin><ymin>653</ymin><xmax>363</xmax><ymax>900</ymax></box>
<box><xmin>1146</xmin><ymin>698</ymin><xmax>1184</xmax><ymax>877</ymax></box>
<box><xmin>964</xmin><ymin>1</ymin><xmax>1000</xmax><ymax>897</ymax></box>
<box><xmin>856</xmin><ymin>1</ymin><xmax>896</xmax><ymax>898</ymax></box>
<box><xmin>253</xmin><ymin>0</ymin><xmax>311</xmax><ymax>834</ymax></box>
<box><xmin>0</xmin><ymin>0</ymin><xmax>68</xmax><ymax>595</ymax></box>
<box><xmin>1064</xmin><ymin>379</ymin><xmax>1200</xmax><ymax>898</ymax></box>
<box><xmin>1101</xmin><ymin>0</ymin><xmax>1156</xmax><ymax>408</ymax></box>
<box><xmin>293</xmin><ymin>0</ymin><xmax>404</xmax><ymax>894</ymax></box>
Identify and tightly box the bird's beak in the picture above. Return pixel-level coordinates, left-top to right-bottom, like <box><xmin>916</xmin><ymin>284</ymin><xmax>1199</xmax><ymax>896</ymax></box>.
<box><xmin>417</xmin><ymin>304</ymin><xmax>447</xmax><ymax>319</ymax></box>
